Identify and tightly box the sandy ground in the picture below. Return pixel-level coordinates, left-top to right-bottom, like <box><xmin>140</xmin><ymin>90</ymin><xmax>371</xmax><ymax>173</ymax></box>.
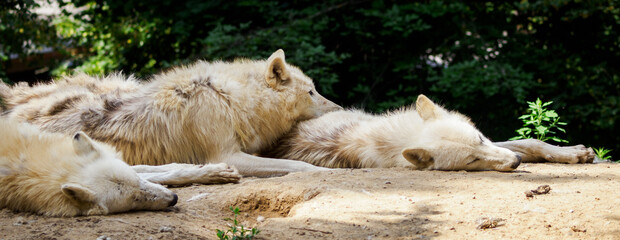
<box><xmin>1</xmin><ymin>162</ymin><xmax>618</xmax><ymax>240</ymax></box>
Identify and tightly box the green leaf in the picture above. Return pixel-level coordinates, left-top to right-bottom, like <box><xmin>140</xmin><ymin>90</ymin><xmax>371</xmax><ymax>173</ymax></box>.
<box><xmin>545</xmin><ymin>111</ymin><xmax>558</xmax><ymax>118</ymax></box>
<box><xmin>550</xmin><ymin>137</ymin><xmax>568</xmax><ymax>143</ymax></box>
<box><xmin>535</xmin><ymin>126</ymin><xmax>548</xmax><ymax>133</ymax></box>
<box><xmin>509</xmin><ymin>136</ymin><xmax>524</xmax><ymax>140</ymax></box>
<box><xmin>535</xmin><ymin>98</ymin><xmax>542</xmax><ymax>106</ymax></box>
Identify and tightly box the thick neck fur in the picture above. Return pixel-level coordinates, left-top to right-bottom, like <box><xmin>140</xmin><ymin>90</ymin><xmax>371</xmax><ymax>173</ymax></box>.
<box><xmin>336</xmin><ymin>109</ymin><xmax>425</xmax><ymax>168</ymax></box>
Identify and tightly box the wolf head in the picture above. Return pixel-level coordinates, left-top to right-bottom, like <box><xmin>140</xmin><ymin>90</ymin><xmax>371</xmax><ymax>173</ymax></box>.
<box><xmin>62</xmin><ymin>132</ymin><xmax>177</xmax><ymax>215</ymax></box>
<box><xmin>402</xmin><ymin>95</ymin><xmax>521</xmax><ymax>171</ymax></box>
<box><xmin>265</xmin><ymin>49</ymin><xmax>341</xmax><ymax>121</ymax></box>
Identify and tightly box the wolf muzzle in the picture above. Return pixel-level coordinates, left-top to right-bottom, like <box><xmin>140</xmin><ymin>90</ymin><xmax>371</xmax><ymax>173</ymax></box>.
<box><xmin>510</xmin><ymin>155</ymin><xmax>522</xmax><ymax>169</ymax></box>
<box><xmin>169</xmin><ymin>193</ymin><xmax>178</xmax><ymax>207</ymax></box>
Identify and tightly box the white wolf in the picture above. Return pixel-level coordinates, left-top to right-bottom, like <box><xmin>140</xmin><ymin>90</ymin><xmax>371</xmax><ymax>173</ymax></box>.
<box><xmin>0</xmin><ymin>118</ymin><xmax>178</xmax><ymax>216</ymax></box>
<box><xmin>263</xmin><ymin>94</ymin><xmax>593</xmax><ymax>171</ymax></box>
<box><xmin>0</xmin><ymin>50</ymin><xmax>341</xmax><ymax>178</ymax></box>
<box><xmin>263</xmin><ymin>95</ymin><xmax>521</xmax><ymax>171</ymax></box>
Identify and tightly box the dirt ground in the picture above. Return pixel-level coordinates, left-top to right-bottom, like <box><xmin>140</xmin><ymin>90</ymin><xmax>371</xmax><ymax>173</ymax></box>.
<box><xmin>1</xmin><ymin>162</ymin><xmax>618</xmax><ymax>240</ymax></box>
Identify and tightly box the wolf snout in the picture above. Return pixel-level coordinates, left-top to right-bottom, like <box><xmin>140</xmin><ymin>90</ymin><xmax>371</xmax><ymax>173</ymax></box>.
<box><xmin>510</xmin><ymin>155</ymin><xmax>522</xmax><ymax>169</ymax></box>
<box><xmin>325</xmin><ymin>101</ymin><xmax>343</xmax><ymax>112</ymax></box>
<box><xmin>169</xmin><ymin>193</ymin><xmax>178</xmax><ymax>207</ymax></box>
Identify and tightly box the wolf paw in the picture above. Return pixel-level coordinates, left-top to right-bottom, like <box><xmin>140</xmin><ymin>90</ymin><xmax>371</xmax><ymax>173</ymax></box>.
<box><xmin>197</xmin><ymin>163</ymin><xmax>242</xmax><ymax>184</ymax></box>
<box><xmin>554</xmin><ymin>145</ymin><xmax>595</xmax><ymax>164</ymax></box>
<box><xmin>575</xmin><ymin>145</ymin><xmax>595</xmax><ymax>163</ymax></box>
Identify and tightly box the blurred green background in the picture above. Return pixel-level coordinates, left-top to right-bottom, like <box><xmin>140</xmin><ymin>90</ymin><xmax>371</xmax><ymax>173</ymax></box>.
<box><xmin>1</xmin><ymin>0</ymin><xmax>618</xmax><ymax>152</ymax></box>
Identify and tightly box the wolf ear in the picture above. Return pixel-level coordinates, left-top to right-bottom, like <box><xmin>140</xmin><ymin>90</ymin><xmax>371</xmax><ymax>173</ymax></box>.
<box><xmin>402</xmin><ymin>148</ymin><xmax>435</xmax><ymax>169</ymax></box>
<box><xmin>61</xmin><ymin>183</ymin><xmax>96</xmax><ymax>203</ymax></box>
<box><xmin>415</xmin><ymin>94</ymin><xmax>445</xmax><ymax>121</ymax></box>
<box><xmin>72</xmin><ymin>132</ymin><xmax>98</xmax><ymax>156</ymax></box>
<box><xmin>265</xmin><ymin>49</ymin><xmax>290</xmax><ymax>88</ymax></box>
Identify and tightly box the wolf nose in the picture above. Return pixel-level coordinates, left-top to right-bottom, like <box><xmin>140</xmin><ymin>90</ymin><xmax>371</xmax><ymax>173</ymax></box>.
<box><xmin>510</xmin><ymin>155</ymin><xmax>522</xmax><ymax>169</ymax></box>
<box><xmin>169</xmin><ymin>193</ymin><xmax>178</xmax><ymax>207</ymax></box>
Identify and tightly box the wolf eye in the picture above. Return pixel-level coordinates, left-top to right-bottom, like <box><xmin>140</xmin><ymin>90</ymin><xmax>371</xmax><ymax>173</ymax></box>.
<box><xmin>467</xmin><ymin>158</ymin><xmax>481</xmax><ymax>165</ymax></box>
<box><xmin>308</xmin><ymin>90</ymin><xmax>314</xmax><ymax>96</ymax></box>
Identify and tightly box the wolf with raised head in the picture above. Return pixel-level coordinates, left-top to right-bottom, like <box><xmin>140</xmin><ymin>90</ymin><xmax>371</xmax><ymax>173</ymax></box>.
<box><xmin>0</xmin><ymin>50</ymin><xmax>341</xmax><ymax>177</ymax></box>
<box><xmin>263</xmin><ymin>94</ymin><xmax>594</xmax><ymax>171</ymax></box>
<box><xmin>0</xmin><ymin>118</ymin><xmax>178</xmax><ymax>216</ymax></box>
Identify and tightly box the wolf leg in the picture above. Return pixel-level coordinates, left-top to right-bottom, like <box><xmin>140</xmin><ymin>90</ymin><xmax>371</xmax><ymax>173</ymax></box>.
<box><xmin>133</xmin><ymin>163</ymin><xmax>201</xmax><ymax>173</ymax></box>
<box><xmin>134</xmin><ymin>163</ymin><xmax>241</xmax><ymax>185</ymax></box>
<box><xmin>494</xmin><ymin>139</ymin><xmax>594</xmax><ymax>163</ymax></box>
<box><xmin>222</xmin><ymin>152</ymin><xmax>330</xmax><ymax>178</ymax></box>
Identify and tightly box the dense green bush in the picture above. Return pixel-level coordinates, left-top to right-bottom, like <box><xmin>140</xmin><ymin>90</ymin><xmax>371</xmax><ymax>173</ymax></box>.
<box><xmin>0</xmin><ymin>0</ymin><xmax>59</xmax><ymax>80</ymax></box>
<box><xmin>1</xmin><ymin>0</ymin><xmax>618</xmax><ymax>151</ymax></box>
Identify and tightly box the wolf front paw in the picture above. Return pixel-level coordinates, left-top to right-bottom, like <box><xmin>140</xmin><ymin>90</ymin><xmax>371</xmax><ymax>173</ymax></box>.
<box><xmin>197</xmin><ymin>163</ymin><xmax>242</xmax><ymax>184</ymax></box>
<box><xmin>554</xmin><ymin>145</ymin><xmax>596</xmax><ymax>164</ymax></box>
<box><xmin>576</xmin><ymin>145</ymin><xmax>595</xmax><ymax>163</ymax></box>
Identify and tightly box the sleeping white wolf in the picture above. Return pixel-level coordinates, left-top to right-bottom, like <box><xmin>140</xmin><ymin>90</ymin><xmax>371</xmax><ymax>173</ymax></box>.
<box><xmin>262</xmin><ymin>95</ymin><xmax>594</xmax><ymax>171</ymax></box>
<box><xmin>0</xmin><ymin>118</ymin><xmax>178</xmax><ymax>216</ymax></box>
<box><xmin>0</xmin><ymin>50</ymin><xmax>341</xmax><ymax>177</ymax></box>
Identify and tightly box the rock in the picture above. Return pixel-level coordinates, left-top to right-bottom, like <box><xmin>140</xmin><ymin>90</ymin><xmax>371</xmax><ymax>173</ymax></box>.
<box><xmin>159</xmin><ymin>226</ymin><xmax>174</xmax><ymax>233</ymax></box>
<box><xmin>531</xmin><ymin>185</ymin><xmax>551</xmax><ymax>194</ymax></box>
<box><xmin>570</xmin><ymin>225</ymin><xmax>586</xmax><ymax>233</ymax></box>
<box><xmin>476</xmin><ymin>217</ymin><xmax>506</xmax><ymax>229</ymax></box>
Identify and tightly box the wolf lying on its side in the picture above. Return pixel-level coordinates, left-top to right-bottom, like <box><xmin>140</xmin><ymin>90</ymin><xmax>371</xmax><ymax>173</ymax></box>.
<box><xmin>0</xmin><ymin>118</ymin><xmax>243</xmax><ymax>216</ymax></box>
<box><xmin>263</xmin><ymin>95</ymin><xmax>594</xmax><ymax>171</ymax></box>
<box><xmin>0</xmin><ymin>50</ymin><xmax>340</xmax><ymax>178</ymax></box>
<box><xmin>0</xmin><ymin>119</ymin><xmax>179</xmax><ymax>216</ymax></box>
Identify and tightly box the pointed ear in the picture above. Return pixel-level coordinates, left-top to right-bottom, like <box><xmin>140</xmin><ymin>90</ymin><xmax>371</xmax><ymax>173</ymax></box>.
<box><xmin>72</xmin><ymin>132</ymin><xmax>98</xmax><ymax>156</ymax></box>
<box><xmin>265</xmin><ymin>49</ymin><xmax>290</xmax><ymax>88</ymax></box>
<box><xmin>415</xmin><ymin>94</ymin><xmax>445</xmax><ymax>121</ymax></box>
<box><xmin>402</xmin><ymin>148</ymin><xmax>435</xmax><ymax>169</ymax></box>
<box><xmin>61</xmin><ymin>183</ymin><xmax>96</xmax><ymax>203</ymax></box>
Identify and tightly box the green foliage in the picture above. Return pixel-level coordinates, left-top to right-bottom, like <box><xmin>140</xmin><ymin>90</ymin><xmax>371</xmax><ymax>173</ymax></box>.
<box><xmin>0</xmin><ymin>0</ymin><xmax>59</xmax><ymax>81</ymax></box>
<box><xmin>2</xmin><ymin>0</ymin><xmax>618</xmax><ymax>151</ymax></box>
<box><xmin>429</xmin><ymin>61</ymin><xmax>532</xmax><ymax>108</ymax></box>
<box><xmin>593</xmin><ymin>147</ymin><xmax>613</xmax><ymax>162</ymax></box>
<box><xmin>510</xmin><ymin>98</ymin><xmax>568</xmax><ymax>143</ymax></box>
<box><xmin>216</xmin><ymin>207</ymin><xmax>260</xmax><ymax>240</ymax></box>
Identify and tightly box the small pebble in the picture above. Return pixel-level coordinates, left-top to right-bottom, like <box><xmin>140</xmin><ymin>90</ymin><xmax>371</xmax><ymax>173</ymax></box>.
<box><xmin>159</xmin><ymin>226</ymin><xmax>174</xmax><ymax>233</ymax></box>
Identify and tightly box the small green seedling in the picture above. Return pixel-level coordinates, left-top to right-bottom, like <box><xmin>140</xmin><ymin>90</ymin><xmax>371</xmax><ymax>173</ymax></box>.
<box><xmin>593</xmin><ymin>147</ymin><xmax>614</xmax><ymax>162</ymax></box>
<box><xmin>216</xmin><ymin>206</ymin><xmax>260</xmax><ymax>240</ymax></box>
<box><xmin>510</xmin><ymin>98</ymin><xmax>568</xmax><ymax>143</ymax></box>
